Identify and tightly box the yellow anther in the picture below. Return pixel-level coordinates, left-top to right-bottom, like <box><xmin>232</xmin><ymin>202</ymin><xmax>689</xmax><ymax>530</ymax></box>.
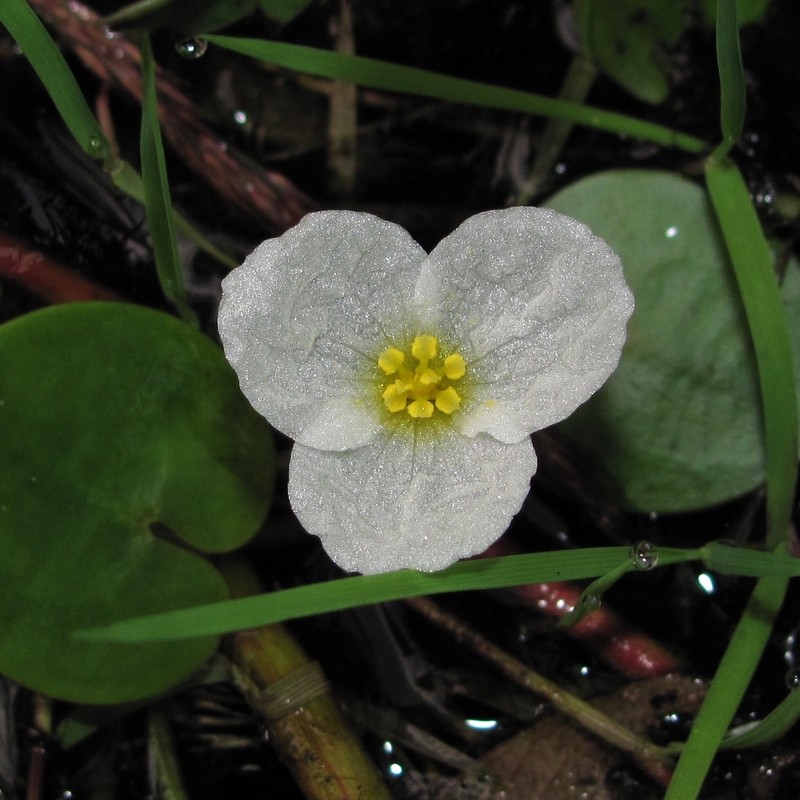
<box><xmin>382</xmin><ymin>382</ymin><xmax>409</xmax><ymax>413</ymax></box>
<box><xmin>435</xmin><ymin>386</ymin><xmax>461</xmax><ymax>414</ymax></box>
<box><xmin>378</xmin><ymin>347</ymin><xmax>405</xmax><ymax>374</ymax></box>
<box><xmin>411</xmin><ymin>335</ymin><xmax>437</xmax><ymax>362</ymax></box>
<box><xmin>407</xmin><ymin>398</ymin><xmax>434</xmax><ymax>418</ymax></box>
<box><xmin>418</xmin><ymin>367</ymin><xmax>440</xmax><ymax>386</ymax></box>
<box><xmin>443</xmin><ymin>354</ymin><xmax>466</xmax><ymax>380</ymax></box>
<box><xmin>378</xmin><ymin>334</ymin><xmax>467</xmax><ymax>418</ymax></box>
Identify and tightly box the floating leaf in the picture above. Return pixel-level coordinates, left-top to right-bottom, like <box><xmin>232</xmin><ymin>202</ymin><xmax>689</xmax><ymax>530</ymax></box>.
<box><xmin>547</xmin><ymin>170</ymin><xmax>800</xmax><ymax>512</ymax></box>
<box><xmin>0</xmin><ymin>303</ymin><xmax>274</xmax><ymax>703</ymax></box>
<box><xmin>575</xmin><ymin>0</ymin><xmax>688</xmax><ymax>104</ymax></box>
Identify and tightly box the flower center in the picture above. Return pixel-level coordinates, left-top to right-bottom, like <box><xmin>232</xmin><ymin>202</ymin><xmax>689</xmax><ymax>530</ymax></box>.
<box><xmin>377</xmin><ymin>335</ymin><xmax>466</xmax><ymax>418</ymax></box>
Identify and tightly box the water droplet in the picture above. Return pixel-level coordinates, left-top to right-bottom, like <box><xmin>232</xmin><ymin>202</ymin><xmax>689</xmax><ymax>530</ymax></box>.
<box><xmin>665</xmin><ymin>226</ymin><xmax>679</xmax><ymax>238</ymax></box>
<box><xmin>233</xmin><ymin>109</ymin><xmax>248</xmax><ymax>125</ymax></box>
<box><xmin>175</xmin><ymin>37</ymin><xmax>207</xmax><ymax>59</ymax></box>
<box><xmin>786</xmin><ymin>668</ymin><xmax>800</xmax><ymax>689</ymax></box>
<box><xmin>68</xmin><ymin>1</ymin><xmax>91</xmax><ymax>20</ymax></box>
<box><xmin>582</xmin><ymin>594</ymin><xmax>601</xmax><ymax>612</ymax></box>
<box><xmin>629</xmin><ymin>540</ymin><xmax>658</xmax><ymax>571</ymax></box>
<box><xmin>86</xmin><ymin>136</ymin><xmax>108</xmax><ymax>159</ymax></box>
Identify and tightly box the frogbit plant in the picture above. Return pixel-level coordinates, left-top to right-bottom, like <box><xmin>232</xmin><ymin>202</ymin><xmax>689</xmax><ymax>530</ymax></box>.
<box><xmin>218</xmin><ymin>208</ymin><xmax>634</xmax><ymax>574</ymax></box>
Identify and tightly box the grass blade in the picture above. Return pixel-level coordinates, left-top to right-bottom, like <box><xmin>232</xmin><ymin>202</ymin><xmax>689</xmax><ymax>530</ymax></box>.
<box><xmin>0</xmin><ymin>0</ymin><xmax>109</xmax><ymax>160</ymax></box>
<box><xmin>718</xmin><ymin>685</ymin><xmax>800</xmax><ymax>749</ymax></box>
<box><xmin>140</xmin><ymin>35</ymin><xmax>197</xmax><ymax>325</ymax></box>
<box><xmin>715</xmin><ymin>0</ymin><xmax>745</xmax><ymax>156</ymax></box>
<box><xmin>79</xmin><ymin>547</ymin><xmax>699</xmax><ymax>642</ymax></box>
<box><xmin>664</xmin><ymin>576</ymin><xmax>788</xmax><ymax>799</ymax></box>
<box><xmin>204</xmin><ymin>34</ymin><xmax>707</xmax><ymax>154</ymax></box>
<box><xmin>704</xmin><ymin>160</ymin><xmax>797</xmax><ymax>550</ymax></box>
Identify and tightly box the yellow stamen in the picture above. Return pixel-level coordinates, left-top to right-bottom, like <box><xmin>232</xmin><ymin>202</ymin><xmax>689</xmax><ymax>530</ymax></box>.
<box><xmin>418</xmin><ymin>367</ymin><xmax>440</xmax><ymax>386</ymax></box>
<box><xmin>377</xmin><ymin>335</ymin><xmax>467</xmax><ymax>419</ymax></box>
<box><xmin>378</xmin><ymin>348</ymin><xmax>405</xmax><ymax>374</ymax></box>
<box><xmin>408</xmin><ymin>398</ymin><xmax>434</xmax><ymax>418</ymax></box>
<box><xmin>435</xmin><ymin>386</ymin><xmax>461</xmax><ymax>414</ymax></box>
<box><xmin>411</xmin><ymin>335</ymin><xmax>437</xmax><ymax>362</ymax></box>
<box><xmin>443</xmin><ymin>354</ymin><xmax>466</xmax><ymax>380</ymax></box>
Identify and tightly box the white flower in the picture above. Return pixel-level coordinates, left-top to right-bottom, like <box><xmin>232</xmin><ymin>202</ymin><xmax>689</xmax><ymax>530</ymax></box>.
<box><xmin>218</xmin><ymin>209</ymin><xmax>633</xmax><ymax>575</ymax></box>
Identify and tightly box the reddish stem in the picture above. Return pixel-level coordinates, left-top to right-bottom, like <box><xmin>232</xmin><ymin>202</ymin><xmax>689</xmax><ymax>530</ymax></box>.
<box><xmin>0</xmin><ymin>231</ymin><xmax>123</xmax><ymax>304</ymax></box>
<box><xmin>27</xmin><ymin>0</ymin><xmax>316</xmax><ymax>235</ymax></box>
<box><xmin>481</xmin><ymin>538</ymin><xmax>684</xmax><ymax>678</ymax></box>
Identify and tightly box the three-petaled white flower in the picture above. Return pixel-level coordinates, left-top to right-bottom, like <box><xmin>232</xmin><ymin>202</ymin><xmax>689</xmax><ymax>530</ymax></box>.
<box><xmin>218</xmin><ymin>209</ymin><xmax>633</xmax><ymax>575</ymax></box>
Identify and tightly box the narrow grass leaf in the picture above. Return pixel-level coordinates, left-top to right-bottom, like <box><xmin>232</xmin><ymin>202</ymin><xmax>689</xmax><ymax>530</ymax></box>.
<box><xmin>78</xmin><ymin>547</ymin><xmax>698</xmax><ymax>642</ymax></box>
<box><xmin>703</xmin><ymin>541</ymin><xmax>800</xmax><ymax>576</ymax></box>
<box><xmin>718</xmin><ymin>685</ymin><xmax>800</xmax><ymax>749</ymax></box>
<box><xmin>140</xmin><ymin>35</ymin><xmax>197</xmax><ymax>326</ymax></box>
<box><xmin>0</xmin><ymin>0</ymin><xmax>109</xmax><ymax>160</ymax></box>
<box><xmin>704</xmin><ymin>160</ymin><xmax>797</xmax><ymax>549</ymax></box>
<box><xmin>204</xmin><ymin>35</ymin><xmax>706</xmax><ymax>154</ymax></box>
<box><xmin>112</xmin><ymin>160</ymin><xmax>237</xmax><ymax>270</ymax></box>
<box><xmin>665</xmin><ymin>576</ymin><xmax>788</xmax><ymax>800</ymax></box>
<box><xmin>715</xmin><ymin>0</ymin><xmax>745</xmax><ymax>156</ymax></box>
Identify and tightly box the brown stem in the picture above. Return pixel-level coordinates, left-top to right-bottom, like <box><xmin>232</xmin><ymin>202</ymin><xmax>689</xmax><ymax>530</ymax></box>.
<box><xmin>405</xmin><ymin>595</ymin><xmax>675</xmax><ymax>788</ymax></box>
<box><xmin>223</xmin><ymin>561</ymin><xmax>393</xmax><ymax>800</ymax></box>
<box><xmin>0</xmin><ymin>230</ymin><xmax>123</xmax><ymax>303</ymax></box>
<box><xmin>27</xmin><ymin>0</ymin><xmax>316</xmax><ymax>235</ymax></box>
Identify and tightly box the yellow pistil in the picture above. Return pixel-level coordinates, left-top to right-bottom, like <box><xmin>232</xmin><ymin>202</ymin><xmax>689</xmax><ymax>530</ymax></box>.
<box><xmin>377</xmin><ymin>335</ymin><xmax>466</xmax><ymax>418</ymax></box>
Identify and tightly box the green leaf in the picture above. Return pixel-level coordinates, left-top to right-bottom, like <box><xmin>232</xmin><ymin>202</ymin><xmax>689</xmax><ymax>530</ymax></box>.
<box><xmin>81</xmin><ymin>547</ymin><xmax>704</xmax><ymax>642</ymax></box>
<box><xmin>256</xmin><ymin>0</ymin><xmax>315</xmax><ymax>23</ymax></box>
<box><xmin>140</xmin><ymin>35</ymin><xmax>197</xmax><ymax>326</ymax></box>
<box><xmin>701</xmin><ymin>0</ymin><xmax>772</xmax><ymax>27</ymax></box>
<box><xmin>718</xmin><ymin>685</ymin><xmax>800</xmax><ymax>749</ymax></box>
<box><xmin>106</xmin><ymin>0</ymin><xmax>257</xmax><ymax>34</ymax></box>
<box><xmin>204</xmin><ymin>34</ymin><xmax>707</xmax><ymax>154</ymax></box>
<box><xmin>546</xmin><ymin>170</ymin><xmax>800</xmax><ymax>512</ymax></box>
<box><xmin>0</xmin><ymin>303</ymin><xmax>274</xmax><ymax>703</ymax></box>
<box><xmin>0</xmin><ymin>0</ymin><xmax>109</xmax><ymax>160</ymax></box>
<box><xmin>714</xmin><ymin>0</ymin><xmax>746</xmax><ymax>155</ymax></box>
<box><xmin>576</xmin><ymin>0</ymin><xmax>689</xmax><ymax>104</ymax></box>
<box><xmin>704</xmin><ymin>159</ymin><xmax>797</xmax><ymax>547</ymax></box>
<box><xmin>664</xmin><ymin>576</ymin><xmax>787</xmax><ymax>800</ymax></box>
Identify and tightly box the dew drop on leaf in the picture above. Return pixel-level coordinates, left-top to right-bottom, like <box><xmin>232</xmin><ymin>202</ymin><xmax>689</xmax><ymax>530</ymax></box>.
<box><xmin>175</xmin><ymin>37</ymin><xmax>208</xmax><ymax>59</ymax></box>
<box><xmin>786</xmin><ymin>668</ymin><xmax>800</xmax><ymax>690</ymax></box>
<box><xmin>86</xmin><ymin>136</ymin><xmax>108</xmax><ymax>159</ymax></box>
<box><xmin>629</xmin><ymin>540</ymin><xmax>659</xmax><ymax>571</ymax></box>
<box><xmin>582</xmin><ymin>594</ymin><xmax>601</xmax><ymax>612</ymax></box>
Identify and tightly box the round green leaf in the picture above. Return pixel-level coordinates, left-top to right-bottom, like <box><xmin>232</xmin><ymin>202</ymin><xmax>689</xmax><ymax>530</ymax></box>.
<box><xmin>0</xmin><ymin>302</ymin><xmax>274</xmax><ymax>703</ymax></box>
<box><xmin>546</xmin><ymin>170</ymin><xmax>800</xmax><ymax>512</ymax></box>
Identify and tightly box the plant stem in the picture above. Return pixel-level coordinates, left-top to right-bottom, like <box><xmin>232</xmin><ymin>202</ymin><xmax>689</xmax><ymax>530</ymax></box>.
<box><xmin>405</xmin><ymin>595</ymin><xmax>674</xmax><ymax>787</ymax></box>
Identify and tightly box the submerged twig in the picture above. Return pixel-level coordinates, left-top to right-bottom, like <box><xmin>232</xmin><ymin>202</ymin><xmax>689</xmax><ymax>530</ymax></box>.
<box><xmin>0</xmin><ymin>229</ymin><xmax>123</xmax><ymax>303</ymax></box>
<box><xmin>148</xmin><ymin>708</ymin><xmax>190</xmax><ymax>800</ymax></box>
<box><xmin>405</xmin><ymin>595</ymin><xmax>675</xmax><ymax>787</ymax></box>
<box><xmin>27</xmin><ymin>0</ymin><xmax>316</xmax><ymax>234</ymax></box>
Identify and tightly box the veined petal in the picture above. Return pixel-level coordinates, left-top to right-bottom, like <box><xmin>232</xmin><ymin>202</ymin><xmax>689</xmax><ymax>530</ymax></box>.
<box><xmin>288</xmin><ymin>430</ymin><xmax>536</xmax><ymax>575</ymax></box>
<box><xmin>218</xmin><ymin>212</ymin><xmax>426</xmax><ymax>450</ymax></box>
<box><xmin>413</xmin><ymin>208</ymin><xmax>634</xmax><ymax>442</ymax></box>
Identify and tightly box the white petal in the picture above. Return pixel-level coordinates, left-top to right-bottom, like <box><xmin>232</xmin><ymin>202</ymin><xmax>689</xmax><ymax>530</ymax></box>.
<box><xmin>414</xmin><ymin>208</ymin><xmax>634</xmax><ymax>442</ymax></box>
<box><xmin>218</xmin><ymin>211</ymin><xmax>426</xmax><ymax>450</ymax></box>
<box><xmin>288</xmin><ymin>429</ymin><xmax>537</xmax><ymax>575</ymax></box>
